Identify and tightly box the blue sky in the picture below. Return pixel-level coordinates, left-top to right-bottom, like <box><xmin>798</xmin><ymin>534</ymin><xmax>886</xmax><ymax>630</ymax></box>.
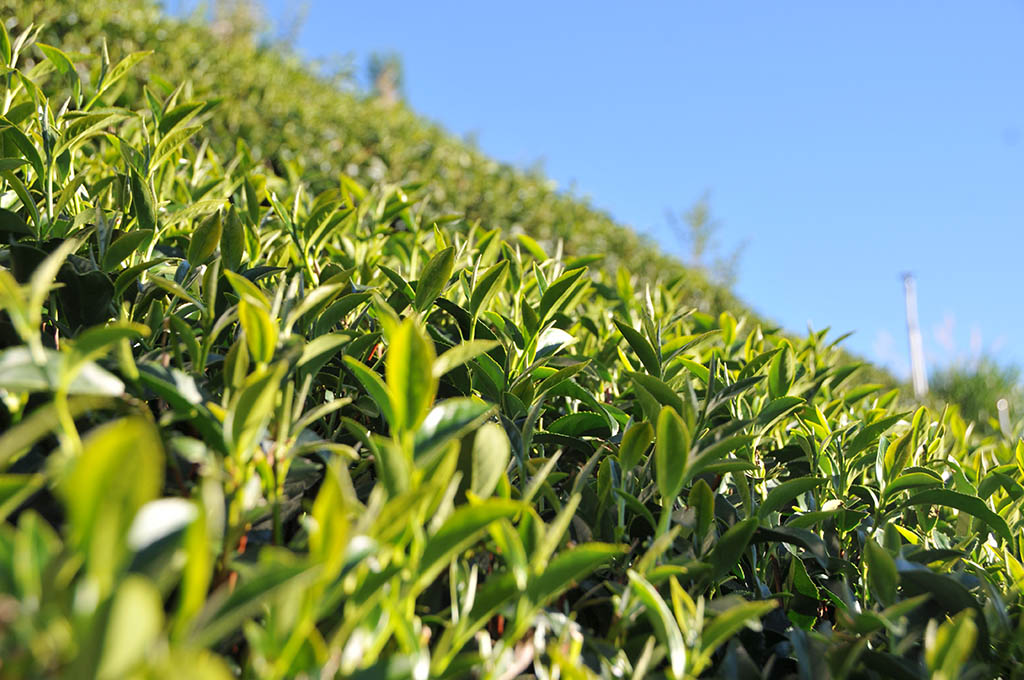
<box><xmin>198</xmin><ymin>1</ymin><xmax>1023</xmax><ymax>378</ymax></box>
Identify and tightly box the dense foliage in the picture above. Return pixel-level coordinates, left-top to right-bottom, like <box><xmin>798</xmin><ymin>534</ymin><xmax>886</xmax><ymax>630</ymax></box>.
<box><xmin>2</xmin><ymin>5</ymin><xmax>1024</xmax><ymax>679</ymax></box>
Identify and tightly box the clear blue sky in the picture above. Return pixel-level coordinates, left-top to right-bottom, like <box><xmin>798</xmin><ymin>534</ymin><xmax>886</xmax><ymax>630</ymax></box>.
<box><xmin>208</xmin><ymin>1</ymin><xmax>1024</xmax><ymax>378</ymax></box>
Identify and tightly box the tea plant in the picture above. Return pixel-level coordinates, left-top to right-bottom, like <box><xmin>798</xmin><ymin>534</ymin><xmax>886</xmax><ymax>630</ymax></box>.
<box><xmin>1</xmin><ymin>8</ymin><xmax>1023</xmax><ymax>680</ymax></box>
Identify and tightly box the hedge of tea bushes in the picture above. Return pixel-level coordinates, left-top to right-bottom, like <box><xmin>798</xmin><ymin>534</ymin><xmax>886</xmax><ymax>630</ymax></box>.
<box><xmin>2</xmin><ymin>10</ymin><xmax>1023</xmax><ymax>680</ymax></box>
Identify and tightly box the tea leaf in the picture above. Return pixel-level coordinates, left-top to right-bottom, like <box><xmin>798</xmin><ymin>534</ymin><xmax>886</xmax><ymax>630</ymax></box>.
<box><xmin>414</xmin><ymin>246</ymin><xmax>455</xmax><ymax>311</ymax></box>
<box><xmin>864</xmin><ymin>538</ymin><xmax>899</xmax><ymax>606</ymax></box>
<box><xmin>628</xmin><ymin>570</ymin><xmax>687</xmax><ymax>678</ymax></box>
<box><xmin>386</xmin><ymin>317</ymin><xmax>437</xmax><ymax>434</ymax></box>
<box><xmin>61</xmin><ymin>418</ymin><xmax>163</xmax><ymax>595</ymax></box>
<box><xmin>901</xmin><ymin>489</ymin><xmax>1012</xmax><ymax>543</ymax></box>
<box><xmin>655</xmin><ymin>406</ymin><xmax>689</xmax><ymax>505</ymax></box>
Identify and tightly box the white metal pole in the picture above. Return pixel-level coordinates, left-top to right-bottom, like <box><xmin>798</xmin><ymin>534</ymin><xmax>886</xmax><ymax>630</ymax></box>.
<box><xmin>904</xmin><ymin>273</ymin><xmax>928</xmax><ymax>398</ymax></box>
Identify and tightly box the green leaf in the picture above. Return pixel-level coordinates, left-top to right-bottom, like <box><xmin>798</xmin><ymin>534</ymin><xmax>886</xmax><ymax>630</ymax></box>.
<box><xmin>373</xmin><ymin>437</ymin><xmax>412</xmax><ymax>497</ymax></box>
<box><xmin>414</xmin><ymin>246</ymin><xmax>455</xmax><ymax>311</ymax></box>
<box><xmin>284</xmin><ymin>282</ymin><xmax>346</xmax><ymax>332</ymax></box>
<box><xmin>237</xmin><ymin>297</ymin><xmax>277</xmax><ymax>365</ymax></box>
<box><xmin>187</xmin><ymin>212</ymin><xmax>222</xmax><ymax>266</ymax></box>
<box><xmin>60</xmin><ymin>417</ymin><xmax>163</xmax><ymax>595</ymax></box>
<box><xmin>173</xmin><ymin>498</ymin><xmax>212</xmax><ymax>640</ymax></box>
<box><xmin>151</xmin><ymin>124</ymin><xmax>203</xmax><ymax>172</ymax></box>
<box><xmin>469</xmin><ymin>260</ymin><xmax>509</xmax><ymax>317</ymax></box>
<box><xmin>190</xmin><ymin>559</ymin><xmax>314</xmax><ymax>647</ymax></box>
<box><xmin>386</xmin><ymin>317</ymin><xmax>437</xmax><ymax>433</ymax></box>
<box><xmin>98</xmin><ymin>576</ymin><xmax>164</xmax><ymax>680</ymax></box>
<box><xmin>539</xmin><ymin>266</ymin><xmax>587</xmax><ymax>322</ymax></box>
<box><xmin>882</xmin><ymin>431</ymin><xmax>913</xmax><ymax>483</ymax></box>
<box><xmin>709</xmin><ymin>518</ymin><xmax>759</xmax><ymax>579</ymax></box>
<box><xmin>699</xmin><ymin>599</ymin><xmax>777</xmax><ymax>660</ymax></box>
<box><xmin>687</xmin><ymin>435</ymin><xmax>754</xmax><ymax>484</ymax></box>
<box><xmin>37</xmin><ymin>42</ymin><xmax>77</xmax><ymax>79</ymax></box>
<box><xmin>768</xmin><ymin>342</ymin><xmax>796</xmax><ymax>398</ymax></box>
<box><xmin>535</xmin><ymin>327</ymin><xmax>576</xmax><ymax>358</ymax></box>
<box><xmin>531</xmin><ymin>494</ymin><xmax>582</xmax><ymax>571</ymax></box>
<box><xmin>619</xmin><ymin>420</ymin><xmax>654</xmax><ymax>471</ymax></box>
<box><xmin>129</xmin><ymin>167</ymin><xmax>156</xmax><ymax>231</ymax></box>
<box><xmin>546</xmin><ymin>411</ymin><xmax>609</xmax><ymax>437</ymax></box>
<box><xmin>628</xmin><ymin>570</ymin><xmax>687</xmax><ymax>678</ymax></box>
<box><xmin>89</xmin><ymin>51</ymin><xmax>153</xmax><ymax>108</ymax></box>
<box><xmin>759</xmin><ymin>477</ymin><xmax>825</xmax><ymax>518</ymax></box>
<box><xmin>55</xmin><ymin>111</ymin><xmax>133</xmax><ymax>157</ymax></box>
<box><xmin>0</xmin><ymin>20</ymin><xmax>10</xmax><ymax>67</ymax></box>
<box><xmin>517</xmin><ymin>233</ymin><xmax>547</xmax><ymax>260</ymax></box>
<box><xmin>0</xmin><ymin>474</ymin><xmax>45</xmax><ymax>521</ymax></box>
<box><xmin>689</xmin><ymin>479</ymin><xmax>715</xmax><ymax>548</ymax></box>
<box><xmin>309</xmin><ymin>460</ymin><xmax>351</xmax><ymax>581</ymax></box>
<box><xmin>925</xmin><ymin>610</ymin><xmax>978</xmax><ymax>680</ymax></box>
<box><xmin>0</xmin><ymin>116</ymin><xmax>44</xmax><ymax>179</ymax></box>
<box><xmin>377</xmin><ymin>264</ymin><xmax>416</xmax><ymax>307</ymax></box>
<box><xmin>223</xmin><ymin>268</ymin><xmax>269</xmax><ymax>307</ymax></box>
<box><xmin>789</xmin><ymin>555</ymin><xmax>820</xmax><ymax>598</ymax></box>
<box><xmin>0</xmin><ymin>207</ymin><xmax>32</xmax><ymax>236</ymax></box>
<box><xmin>225</xmin><ymin>362</ymin><xmax>286</xmax><ymax>461</ymax></box>
<box><xmin>655</xmin><ymin>406</ymin><xmax>689</xmax><ymax>504</ymax></box>
<box><xmin>614</xmin><ymin>319</ymin><xmax>661</xmax><ymax>378</ymax></box>
<box><xmin>221</xmin><ymin>207</ymin><xmax>245</xmax><ymax>271</ymax></box>
<box><xmin>102</xmin><ymin>229</ymin><xmax>153</xmax><ymax>270</ymax></box>
<box><xmin>757</xmin><ymin>395</ymin><xmax>805</xmax><ymax>428</ymax></box>
<box><xmin>898</xmin><ymin>572</ymin><xmax>987</xmax><ymax>662</ymax></box>
<box><xmin>901</xmin><ymin>489</ymin><xmax>1012</xmax><ymax>543</ymax></box>
<box><xmin>114</xmin><ymin>258</ymin><xmax>168</xmax><ymax>298</ymax></box>
<box><xmin>433</xmin><ymin>340</ymin><xmax>499</xmax><ymax>378</ymax></box>
<box><xmin>416</xmin><ymin>499</ymin><xmax>520</xmax><ymax>591</ymax></box>
<box><xmin>527</xmin><ymin>542</ymin><xmax>622</xmax><ymax>607</ymax></box>
<box><xmin>628</xmin><ymin>372</ymin><xmax>685</xmax><ymax>415</ymax></box>
<box><xmin>864</xmin><ymin>538</ymin><xmax>899</xmax><ymax>606</ymax></box>
<box><xmin>0</xmin><ymin>347</ymin><xmax>124</xmax><ymax>396</ymax></box>
<box><xmin>882</xmin><ymin>471</ymin><xmax>943</xmax><ymax>498</ymax></box>
<box><xmin>28</xmin><ymin>237</ymin><xmax>80</xmax><ymax>315</ymax></box>
<box><xmin>457</xmin><ymin>421</ymin><xmax>510</xmax><ymax>499</ymax></box>
<box><xmin>68</xmin><ymin>322</ymin><xmax>147</xmax><ymax>364</ymax></box>
<box><xmin>0</xmin><ymin>158</ymin><xmax>27</xmax><ymax>172</ymax></box>
<box><xmin>137</xmin><ymin>365</ymin><xmax>225</xmax><ymax>454</ymax></box>
<box><xmin>415</xmin><ymin>398</ymin><xmax>494</xmax><ymax>459</ymax></box>
<box><xmin>846</xmin><ymin>414</ymin><xmax>906</xmax><ymax>459</ymax></box>
<box><xmin>344</xmin><ymin>356</ymin><xmax>395</xmax><ymax>428</ymax></box>
<box><xmin>296</xmin><ymin>332</ymin><xmax>349</xmax><ymax>379</ymax></box>
<box><xmin>149</xmin><ymin>275</ymin><xmax>205</xmax><ymax>312</ymax></box>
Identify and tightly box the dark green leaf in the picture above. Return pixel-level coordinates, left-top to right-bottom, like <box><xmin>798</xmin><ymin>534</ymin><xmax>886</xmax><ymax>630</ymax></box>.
<box><xmin>416</xmin><ymin>499</ymin><xmax>520</xmax><ymax>590</ymax></box>
<box><xmin>614</xmin><ymin>319</ymin><xmax>661</xmax><ymax>378</ymax></box>
<box><xmin>864</xmin><ymin>538</ymin><xmax>899</xmax><ymax>606</ymax></box>
<box><xmin>901</xmin><ymin>489</ymin><xmax>1011</xmax><ymax>543</ymax></box>
<box><xmin>187</xmin><ymin>212</ymin><xmax>222</xmax><ymax>266</ymax></box>
<box><xmin>709</xmin><ymin>518</ymin><xmax>759</xmax><ymax>579</ymax></box>
<box><xmin>414</xmin><ymin>246</ymin><xmax>455</xmax><ymax>311</ymax></box>
<box><xmin>759</xmin><ymin>477</ymin><xmax>825</xmax><ymax>518</ymax></box>
<box><xmin>627</xmin><ymin>570</ymin><xmax>687</xmax><ymax>678</ymax></box>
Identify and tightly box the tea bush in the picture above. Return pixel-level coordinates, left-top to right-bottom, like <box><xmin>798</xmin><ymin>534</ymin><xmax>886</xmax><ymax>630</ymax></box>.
<box><xmin>1</xmin><ymin>6</ymin><xmax>1023</xmax><ymax>680</ymax></box>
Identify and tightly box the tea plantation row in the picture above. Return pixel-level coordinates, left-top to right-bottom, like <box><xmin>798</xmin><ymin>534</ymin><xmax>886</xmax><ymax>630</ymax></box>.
<box><xmin>0</xmin><ymin>8</ymin><xmax>1022</xmax><ymax>680</ymax></box>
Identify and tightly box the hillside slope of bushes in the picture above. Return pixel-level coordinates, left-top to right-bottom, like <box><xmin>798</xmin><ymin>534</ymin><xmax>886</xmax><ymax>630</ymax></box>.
<box><xmin>5</xmin><ymin>0</ymin><xmax>900</xmax><ymax>391</ymax></box>
<box><xmin>2</xmin><ymin>4</ymin><xmax>1021</xmax><ymax>679</ymax></box>
<box><xmin>4</xmin><ymin>0</ymin><xmax>736</xmax><ymax>303</ymax></box>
